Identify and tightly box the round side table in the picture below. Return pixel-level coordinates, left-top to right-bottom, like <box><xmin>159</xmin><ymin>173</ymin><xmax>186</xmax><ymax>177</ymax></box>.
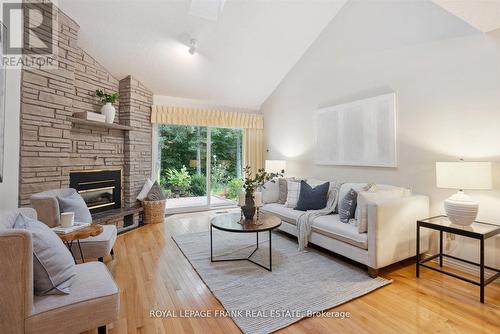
<box><xmin>58</xmin><ymin>224</ymin><xmax>103</xmax><ymax>263</ymax></box>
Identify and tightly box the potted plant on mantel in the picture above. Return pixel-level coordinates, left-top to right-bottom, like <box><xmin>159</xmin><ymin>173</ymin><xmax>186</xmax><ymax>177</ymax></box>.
<box><xmin>95</xmin><ymin>89</ymin><xmax>119</xmax><ymax>123</ymax></box>
<box><xmin>241</xmin><ymin>166</ymin><xmax>283</xmax><ymax>220</ymax></box>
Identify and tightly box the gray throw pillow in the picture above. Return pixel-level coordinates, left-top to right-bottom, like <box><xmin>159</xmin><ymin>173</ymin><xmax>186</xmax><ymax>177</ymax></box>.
<box><xmin>14</xmin><ymin>214</ymin><xmax>76</xmax><ymax>295</ymax></box>
<box><xmin>339</xmin><ymin>188</ymin><xmax>358</xmax><ymax>223</ymax></box>
<box><xmin>145</xmin><ymin>181</ymin><xmax>166</xmax><ymax>201</ymax></box>
<box><xmin>278</xmin><ymin>178</ymin><xmax>288</xmax><ymax>204</ymax></box>
<box><xmin>57</xmin><ymin>192</ymin><xmax>92</xmax><ymax>224</ymax></box>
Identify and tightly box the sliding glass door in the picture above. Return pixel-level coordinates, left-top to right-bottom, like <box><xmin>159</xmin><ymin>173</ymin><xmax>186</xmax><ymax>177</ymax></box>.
<box><xmin>210</xmin><ymin>127</ymin><xmax>243</xmax><ymax>204</ymax></box>
<box><xmin>158</xmin><ymin>124</ymin><xmax>208</xmax><ymax>210</ymax></box>
<box><xmin>158</xmin><ymin>124</ymin><xmax>242</xmax><ymax>212</ymax></box>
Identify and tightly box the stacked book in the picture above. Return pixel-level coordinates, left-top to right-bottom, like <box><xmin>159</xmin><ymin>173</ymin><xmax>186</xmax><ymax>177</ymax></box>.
<box><xmin>52</xmin><ymin>222</ymin><xmax>91</xmax><ymax>235</ymax></box>
<box><xmin>73</xmin><ymin>111</ymin><xmax>106</xmax><ymax>122</ymax></box>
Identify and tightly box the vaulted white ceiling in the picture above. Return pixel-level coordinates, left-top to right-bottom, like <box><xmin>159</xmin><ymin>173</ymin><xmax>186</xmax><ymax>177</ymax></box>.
<box><xmin>432</xmin><ymin>0</ymin><xmax>500</xmax><ymax>32</ymax></box>
<box><xmin>58</xmin><ymin>0</ymin><xmax>347</xmax><ymax>109</ymax></box>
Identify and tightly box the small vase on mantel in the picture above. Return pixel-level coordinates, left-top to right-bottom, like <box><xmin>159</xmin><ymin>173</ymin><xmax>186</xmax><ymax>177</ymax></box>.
<box><xmin>100</xmin><ymin>102</ymin><xmax>116</xmax><ymax>123</ymax></box>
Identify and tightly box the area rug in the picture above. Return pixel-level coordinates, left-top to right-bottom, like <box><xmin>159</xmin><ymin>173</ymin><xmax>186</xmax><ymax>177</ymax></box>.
<box><xmin>172</xmin><ymin>229</ymin><xmax>391</xmax><ymax>334</ymax></box>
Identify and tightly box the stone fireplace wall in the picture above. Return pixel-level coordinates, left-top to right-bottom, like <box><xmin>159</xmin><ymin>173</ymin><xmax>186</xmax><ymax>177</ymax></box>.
<box><xmin>19</xmin><ymin>3</ymin><xmax>153</xmax><ymax>207</ymax></box>
<box><xmin>120</xmin><ymin>76</ymin><xmax>154</xmax><ymax>207</ymax></box>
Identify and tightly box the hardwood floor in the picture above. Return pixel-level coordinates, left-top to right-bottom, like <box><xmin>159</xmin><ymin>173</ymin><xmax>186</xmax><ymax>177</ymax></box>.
<box><xmin>99</xmin><ymin>211</ymin><xmax>499</xmax><ymax>334</ymax></box>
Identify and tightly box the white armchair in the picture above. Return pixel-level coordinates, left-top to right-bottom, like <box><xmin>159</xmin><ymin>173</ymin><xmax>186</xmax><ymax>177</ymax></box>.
<box><xmin>30</xmin><ymin>189</ymin><xmax>117</xmax><ymax>262</ymax></box>
<box><xmin>0</xmin><ymin>208</ymin><xmax>119</xmax><ymax>334</ymax></box>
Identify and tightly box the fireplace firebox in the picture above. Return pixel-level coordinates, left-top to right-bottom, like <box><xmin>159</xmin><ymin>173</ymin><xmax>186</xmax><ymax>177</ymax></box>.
<box><xmin>69</xmin><ymin>170</ymin><xmax>122</xmax><ymax>213</ymax></box>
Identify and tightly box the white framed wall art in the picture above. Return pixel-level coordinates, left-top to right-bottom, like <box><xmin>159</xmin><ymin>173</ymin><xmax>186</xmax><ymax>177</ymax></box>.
<box><xmin>314</xmin><ymin>93</ymin><xmax>397</xmax><ymax>167</ymax></box>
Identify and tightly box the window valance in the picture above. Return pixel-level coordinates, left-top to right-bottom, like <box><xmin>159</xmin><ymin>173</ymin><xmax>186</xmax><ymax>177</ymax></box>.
<box><xmin>151</xmin><ymin>105</ymin><xmax>264</xmax><ymax>129</ymax></box>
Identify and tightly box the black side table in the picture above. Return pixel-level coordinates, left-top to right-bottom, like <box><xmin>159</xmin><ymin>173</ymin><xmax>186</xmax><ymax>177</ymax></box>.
<box><xmin>416</xmin><ymin>216</ymin><xmax>500</xmax><ymax>303</ymax></box>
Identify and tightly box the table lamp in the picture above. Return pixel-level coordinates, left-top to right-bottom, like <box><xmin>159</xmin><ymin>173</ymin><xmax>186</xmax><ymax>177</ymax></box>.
<box><xmin>436</xmin><ymin>161</ymin><xmax>492</xmax><ymax>225</ymax></box>
<box><xmin>265</xmin><ymin>160</ymin><xmax>286</xmax><ymax>174</ymax></box>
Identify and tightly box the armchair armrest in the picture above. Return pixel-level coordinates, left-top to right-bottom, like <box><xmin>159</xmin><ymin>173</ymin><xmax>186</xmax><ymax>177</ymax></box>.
<box><xmin>367</xmin><ymin>195</ymin><xmax>430</xmax><ymax>269</ymax></box>
<box><xmin>0</xmin><ymin>229</ymin><xmax>34</xmax><ymax>334</ymax></box>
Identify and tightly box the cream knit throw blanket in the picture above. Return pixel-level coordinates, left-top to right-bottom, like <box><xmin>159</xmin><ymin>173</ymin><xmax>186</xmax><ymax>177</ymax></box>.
<box><xmin>296</xmin><ymin>181</ymin><xmax>342</xmax><ymax>251</ymax></box>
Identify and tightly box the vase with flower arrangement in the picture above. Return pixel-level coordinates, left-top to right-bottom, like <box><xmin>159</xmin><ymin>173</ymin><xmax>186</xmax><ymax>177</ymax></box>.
<box><xmin>240</xmin><ymin>166</ymin><xmax>283</xmax><ymax>221</ymax></box>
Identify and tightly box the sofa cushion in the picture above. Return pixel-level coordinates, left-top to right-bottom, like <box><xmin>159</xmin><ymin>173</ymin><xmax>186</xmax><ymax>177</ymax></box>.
<box><xmin>312</xmin><ymin>215</ymin><xmax>368</xmax><ymax>249</ymax></box>
<box><xmin>261</xmin><ymin>203</ymin><xmax>303</xmax><ymax>225</ymax></box>
<box><xmin>263</xmin><ymin>204</ymin><xmax>368</xmax><ymax>249</ymax></box>
<box><xmin>57</xmin><ymin>192</ymin><xmax>92</xmax><ymax>224</ymax></box>
<box><xmin>14</xmin><ymin>214</ymin><xmax>76</xmax><ymax>295</ymax></box>
<box><xmin>70</xmin><ymin>224</ymin><xmax>117</xmax><ymax>260</ymax></box>
<box><xmin>27</xmin><ymin>262</ymin><xmax>119</xmax><ymax>334</ymax></box>
<box><xmin>295</xmin><ymin>180</ymin><xmax>330</xmax><ymax>211</ymax></box>
<box><xmin>261</xmin><ymin>179</ymin><xmax>280</xmax><ymax>204</ymax></box>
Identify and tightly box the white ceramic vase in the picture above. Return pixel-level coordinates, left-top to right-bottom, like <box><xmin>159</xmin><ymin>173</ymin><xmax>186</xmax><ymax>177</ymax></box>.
<box><xmin>444</xmin><ymin>191</ymin><xmax>478</xmax><ymax>226</ymax></box>
<box><xmin>100</xmin><ymin>102</ymin><xmax>116</xmax><ymax>123</ymax></box>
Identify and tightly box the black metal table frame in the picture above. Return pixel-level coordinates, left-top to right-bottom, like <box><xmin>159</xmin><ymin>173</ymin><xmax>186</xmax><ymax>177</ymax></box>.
<box><xmin>210</xmin><ymin>224</ymin><xmax>274</xmax><ymax>272</ymax></box>
<box><xmin>416</xmin><ymin>216</ymin><xmax>500</xmax><ymax>303</ymax></box>
<box><xmin>64</xmin><ymin>240</ymin><xmax>86</xmax><ymax>264</ymax></box>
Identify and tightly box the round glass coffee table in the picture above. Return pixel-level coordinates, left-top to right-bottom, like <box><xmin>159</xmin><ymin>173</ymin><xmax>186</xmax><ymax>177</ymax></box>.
<box><xmin>210</xmin><ymin>212</ymin><xmax>281</xmax><ymax>271</ymax></box>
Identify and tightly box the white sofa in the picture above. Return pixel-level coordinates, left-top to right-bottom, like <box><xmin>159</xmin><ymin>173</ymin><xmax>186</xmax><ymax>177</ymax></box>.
<box><xmin>261</xmin><ymin>182</ymin><xmax>430</xmax><ymax>277</ymax></box>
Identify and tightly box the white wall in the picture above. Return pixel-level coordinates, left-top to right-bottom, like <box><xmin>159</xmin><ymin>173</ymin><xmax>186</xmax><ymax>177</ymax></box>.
<box><xmin>261</xmin><ymin>0</ymin><xmax>500</xmax><ymax>266</ymax></box>
<box><xmin>0</xmin><ymin>0</ymin><xmax>21</xmax><ymax>209</ymax></box>
<box><xmin>0</xmin><ymin>68</ymin><xmax>21</xmax><ymax>209</ymax></box>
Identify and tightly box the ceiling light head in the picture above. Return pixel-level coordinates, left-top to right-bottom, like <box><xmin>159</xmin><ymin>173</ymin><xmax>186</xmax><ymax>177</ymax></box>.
<box><xmin>188</xmin><ymin>38</ymin><xmax>197</xmax><ymax>55</ymax></box>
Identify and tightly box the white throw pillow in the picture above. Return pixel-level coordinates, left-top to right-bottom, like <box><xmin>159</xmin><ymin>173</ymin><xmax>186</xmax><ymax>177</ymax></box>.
<box><xmin>137</xmin><ymin>178</ymin><xmax>154</xmax><ymax>201</ymax></box>
<box><xmin>261</xmin><ymin>179</ymin><xmax>280</xmax><ymax>204</ymax></box>
<box><xmin>284</xmin><ymin>180</ymin><xmax>301</xmax><ymax>208</ymax></box>
<box><xmin>357</xmin><ymin>188</ymin><xmax>408</xmax><ymax>233</ymax></box>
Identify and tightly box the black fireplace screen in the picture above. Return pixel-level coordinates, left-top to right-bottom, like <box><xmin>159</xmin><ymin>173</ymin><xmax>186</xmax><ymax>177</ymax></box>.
<box><xmin>69</xmin><ymin>170</ymin><xmax>121</xmax><ymax>213</ymax></box>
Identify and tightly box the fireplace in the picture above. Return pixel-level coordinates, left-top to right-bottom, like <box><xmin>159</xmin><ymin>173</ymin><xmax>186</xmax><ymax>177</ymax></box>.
<box><xmin>69</xmin><ymin>170</ymin><xmax>122</xmax><ymax>213</ymax></box>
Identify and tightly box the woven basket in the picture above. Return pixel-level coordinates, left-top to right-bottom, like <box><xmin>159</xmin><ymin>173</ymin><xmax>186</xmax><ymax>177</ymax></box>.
<box><xmin>142</xmin><ymin>199</ymin><xmax>166</xmax><ymax>224</ymax></box>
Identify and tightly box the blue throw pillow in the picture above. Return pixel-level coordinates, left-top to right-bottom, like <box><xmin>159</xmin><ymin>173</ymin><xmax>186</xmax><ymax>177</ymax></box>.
<box><xmin>295</xmin><ymin>181</ymin><xmax>330</xmax><ymax>211</ymax></box>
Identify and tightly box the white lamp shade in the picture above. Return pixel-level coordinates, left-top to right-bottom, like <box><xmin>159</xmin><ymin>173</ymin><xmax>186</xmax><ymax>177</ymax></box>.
<box><xmin>265</xmin><ymin>160</ymin><xmax>286</xmax><ymax>174</ymax></box>
<box><xmin>436</xmin><ymin>162</ymin><xmax>492</xmax><ymax>190</ymax></box>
